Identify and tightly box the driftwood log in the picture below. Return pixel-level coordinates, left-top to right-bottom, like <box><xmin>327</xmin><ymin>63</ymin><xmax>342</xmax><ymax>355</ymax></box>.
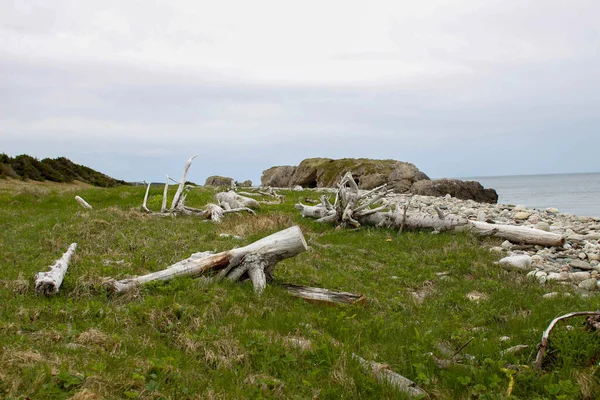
<box><xmin>295</xmin><ymin>172</ymin><xmax>565</xmax><ymax>247</ymax></box>
<box><xmin>35</xmin><ymin>243</ymin><xmax>77</xmax><ymax>296</ymax></box>
<box><xmin>75</xmin><ymin>196</ymin><xmax>92</xmax><ymax>210</ymax></box>
<box><xmin>106</xmin><ymin>226</ymin><xmax>307</xmax><ymax>294</ymax></box>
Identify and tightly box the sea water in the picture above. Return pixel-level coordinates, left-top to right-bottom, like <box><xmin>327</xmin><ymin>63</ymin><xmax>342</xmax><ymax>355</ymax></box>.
<box><xmin>466</xmin><ymin>173</ymin><xmax>600</xmax><ymax>218</ymax></box>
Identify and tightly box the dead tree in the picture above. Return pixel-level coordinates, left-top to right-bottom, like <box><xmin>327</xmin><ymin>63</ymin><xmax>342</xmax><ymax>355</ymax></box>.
<box><xmin>106</xmin><ymin>226</ymin><xmax>307</xmax><ymax>294</ymax></box>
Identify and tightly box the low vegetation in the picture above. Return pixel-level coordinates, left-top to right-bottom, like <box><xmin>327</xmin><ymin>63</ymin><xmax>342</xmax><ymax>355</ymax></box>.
<box><xmin>1</xmin><ymin>183</ymin><xmax>599</xmax><ymax>399</ymax></box>
<box><xmin>0</xmin><ymin>154</ymin><xmax>127</xmax><ymax>187</ymax></box>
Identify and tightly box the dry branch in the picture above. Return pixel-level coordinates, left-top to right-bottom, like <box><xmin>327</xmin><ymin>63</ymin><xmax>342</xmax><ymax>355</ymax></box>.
<box><xmin>106</xmin><ymin>226</ymin><xmax>307</xmax><ymax>294</ymax></box>
<box><xmin>534</xmin><ymin>311</ymin><xmax>600</xmax><ymax>369</ymax></box>
<box><xmin>35</xmin><ymin>243</ymin><xmax>77</xmax><ymax>296</ymax></box>
<box><xmin>281</xmin><ymin>284</ymin><xmax>366</xmax><ymax>305</ymax></box>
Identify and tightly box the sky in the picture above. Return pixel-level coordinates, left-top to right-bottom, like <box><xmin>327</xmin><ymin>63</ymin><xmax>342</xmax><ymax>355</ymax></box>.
<box><xmin>1</xmin><ymin>0</ymin><xmax>599</xmax><ymax>185</ymax></box>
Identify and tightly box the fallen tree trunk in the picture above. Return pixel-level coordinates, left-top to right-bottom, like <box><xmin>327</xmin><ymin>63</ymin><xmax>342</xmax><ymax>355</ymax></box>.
<box><xmin>75</xmin><ymin>196</ymin><xmax>92</xmax><ymax>210</ymax></box>
<box><xmin>468</xmin><ymin>221</ymin><xmax>565</xmax><ymax>247</ymax></box>
<box><xmin>106</xmin><ymin>226</ymin><xmax>307</xmax><ymax>294</ymax></box>
<box><xmin>281</xmin><ymin>284</ymin><xmax>366</xmax><ymax>305</ymax></box>
<box><xmin>35</xmin><ymin>243</ymin><xmax>77</xmax><ymax>296</ymax></box>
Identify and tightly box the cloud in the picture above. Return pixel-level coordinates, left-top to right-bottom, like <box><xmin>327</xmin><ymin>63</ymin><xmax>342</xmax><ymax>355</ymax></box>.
<box><xmin>0</xmin><ymin>0</ymin><xmax>599</xmax><ymax>184</ymax></box>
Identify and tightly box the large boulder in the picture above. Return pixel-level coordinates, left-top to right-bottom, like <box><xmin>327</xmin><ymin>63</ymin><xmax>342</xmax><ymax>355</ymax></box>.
<box><xmin>410</xmin><ymin>179</ymin><xmax>498</xmax><ymax>204</ymax></box>
<box><xmin>261</xmin><ymin>165</ymin><xmax>297</xmax><ymax>187</ymax></box>
<box><xmin>205</xmin><ymin>176</ymin><xmax>234</xmax><ymax>187</ymax></box>
<box><xmin>261</xmin><ymin>158</ymin><xmax>429</xmax><ymax>192</ymax></box>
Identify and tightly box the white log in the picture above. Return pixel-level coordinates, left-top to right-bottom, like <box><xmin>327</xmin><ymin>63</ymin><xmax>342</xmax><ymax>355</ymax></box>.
<box><xmin>75</xmin><ymin>196</ymin><xmax>92</xmax><ymax>210</ymax></box>
<box><xmin>469</xmin><ymin>221</ymin><xmax>565</xmax><ymax>247</ymax></box>
<box><xmin>107</xmin><ymin>226</ymin><xmax>307</xmax><ymax>294</ymax></box>
<box><xmin>282</xmin><ymin>284</ymin><xmax>366</xmax><ymax>305</ymax></box>
<box><xmin>359</xmin><ymin>211</ymin><xmax>468</xmax><ymax>232</ymax></box>
<box><xmin>170</xmin><ymin>154</ymin><xmax>198</xmax><ymax>210</ymax></box>
<box><xmin>294</xmin><ymin>203</ymin><xmax>333</xmax><ymax>219</ymax></box>
<box><xmin>35</xmin><ymin>243</ymin><xmax>77</xmax><ymax>296</ymax></box>
<box><xmin>216</xmin><ymin>190</ymin><xmax>260</xmax><ymax>210</ymax></box>
<box><xmin>352</xmin><ymin>354</ymin><xmax>428</xmax><ymax>398</ymax></box>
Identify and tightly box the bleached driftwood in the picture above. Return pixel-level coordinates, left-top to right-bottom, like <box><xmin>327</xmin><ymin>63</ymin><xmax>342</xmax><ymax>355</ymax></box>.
<box><xmin>352</xmin><ymin>354</ymin><xmax>428</xmax><ymax>398</ymax></box>
<box><xmin>295</xmin><ymin>172</ymin><xmax>565</xmax><ymax>247</ymax></box>
<box><xmin>216</xmin><ymin>190</ymin><xmax>260</xmax><ymax>210</ymax></box>
<box><xmin>138</xmin><ymin>156</ymin><xmax>255</xmax><ymax>222</ymax></box>
<box><xmin>106</xmin><ymin>226</ymin><xmax>307</xmax><ymax>294</ymax></box>
<box><xmin>469</xmin><ymin>221</ymin><xmax>565</xmax><ymax>247</ymax></box>
<box><xmin>534</xmin><ymin>311</ymin><xmax>600</xmax><ymax>369</ymax></box>
<box><xmin>282</xmin><ymin>284</ymin><xmax>366</xmax><ymax>305</ymax></box>
<box><xmin>284</xmin><ymin>336</ymin><xmax>427</xmax><ymax>398</ymax></box>
<box><xmin>75</xmin><ymin>196</ymin><xmax>92</xmax><ymax>210</ymax></box>
<box><xmin>35</xmin><ymin>243</ymin><xmax>77</xmax><ymax>296</ymax></box>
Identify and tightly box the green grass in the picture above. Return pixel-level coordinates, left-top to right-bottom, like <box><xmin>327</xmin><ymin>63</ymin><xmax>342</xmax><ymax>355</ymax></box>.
<box><xmin>1</xmin><ymin>184</ymin><xmax>599</xmax><ymax>399</ymax></box>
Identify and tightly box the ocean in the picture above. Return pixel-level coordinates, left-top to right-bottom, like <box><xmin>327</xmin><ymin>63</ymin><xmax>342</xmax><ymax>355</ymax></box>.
<box><xmin>466</xmin><ymin>172</ymin><xmax>600</xmax><ymax>218</ymax></box>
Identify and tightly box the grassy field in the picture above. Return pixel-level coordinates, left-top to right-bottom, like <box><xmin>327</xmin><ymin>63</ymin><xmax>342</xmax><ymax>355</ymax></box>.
<box><xmin>1</xmin><ymin>181</ymin><xmax>599</xmax><ymax>399</ymax></box>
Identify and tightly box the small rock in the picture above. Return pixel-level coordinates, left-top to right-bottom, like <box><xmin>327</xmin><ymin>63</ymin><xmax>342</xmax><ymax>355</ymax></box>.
<box><xmin>547</xmin><ymin>272</ymin><xmax>569</xmax><ymax>282</ymax></box>
<box><xmin>578</xmin><ymin>278</ymin><xmax>598</xmax><ymax>291</ymax></box>
<box><xmin>546</xmin><ymin>207</ymin><xmax>559</xmax><ymax>214</ymax></box>
<box><xmin>570</xmin><ymin>271</ymin><xmax>591</xmax><ymax>283</ymax></box>
<box><xmin>499</xmin><ymin>336</ymin><xmax>511</xmax><ymax>342</ymax></box>
<box><xmin>536</xmin><ymin>221</ymin><xmax>551</xmax><ymax>231</ymax></box>
<box><xmin>570</xmin><ymin>259</ymin><xmax>593</xmax><ymax>270</ymax></box>
<box><xmin>498</xmin><ymin>255</ymin><xmax>532</xmax><ymax>272</ymax></box>
<box><xmin>588</xmin><ymin>253</ymin><xmax>600</xmax><ymax>261</ymax></box>
<box><xmin>578</xmin><ymin>252</ymin><xmax>587</xmax><ymax>260</ymax></box>
<box><xmin>515</xmin><ymin>212</ymin><xmax>531</xmax><ymax>221</ymax></box>
<box><xmin>490</xmin><ymin>247</ymin><xmax>504</xmax><ymax>253</ymax></box>
<box><xmin>531</xmin><ymin>255</ymin><xmax>544</xmax><ymax>264</ymax></box>
<box><xmin>501</xmin><ymin>240</ymin><xmax>513</xmax><ymax>250</ymax></box>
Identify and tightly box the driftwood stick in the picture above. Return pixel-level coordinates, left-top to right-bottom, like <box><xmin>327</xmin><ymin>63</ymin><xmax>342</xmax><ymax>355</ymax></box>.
<box><xmin>35</xmin><ymin>243</ymin><xmax>77</xmax><ymax>296</ymax></box>
<box><xmin>170</xmin><ymin>154</ymin><xmax>198</xmax><ymax>210</ymax></box>
<box><xmin>75</xmin><ymin>196</ymin><xmax>92</xmax><ymax>210</ymax></box>
<box><xmin>106</xmin><ymin>226</ymin><xmax>307</xmax><ymax>294</ymax></box>
<box><xmin>217</xmin><ymin>190</ymin><xmax>260</xmax><ymax>210</ymax></box>
<box><xmin>534</xmin><ymin>311</ymin><xmax>600</xmax><ymax>369</ymax></box>
<box><xmin>281</xmin><ymin>284</ymin><xmax>366</xmax><ymax>305</ymax></box>
<box><xmin>161</xmin><ymin>175</ymin><xmax>169</xmax><ymax>213</ymax></box>
<box><xmin>141</xmin><ymin>183</ymin><xmax>151</xmax><ymax>212</ymax></box>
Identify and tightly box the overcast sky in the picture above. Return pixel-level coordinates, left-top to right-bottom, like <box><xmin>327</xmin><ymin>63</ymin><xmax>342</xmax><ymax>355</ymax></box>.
<box><xmin>1</xmin><ymin>0</ymin><xmax>599</xmax><ymax>184</ymax></box>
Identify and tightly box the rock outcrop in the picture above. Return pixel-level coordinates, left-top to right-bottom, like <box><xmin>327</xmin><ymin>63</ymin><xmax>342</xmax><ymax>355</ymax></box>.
<box><xmin>261</xmin><ymin>157</ymin><xmax>498</xmax><ymax>203</ymax></box>
<box><xmin>262</xmin><ymin>158</ymin><xmax>429</xmax><ymax>193</ymax></box>
<box><xmin>411</xmin><ymin>179</ymin><xmax>499</xmax><ymax>203</ymax></box>
<box><xmin>205</xmin><ymin>176</ymin><xmax>234</xmax><ymax>187</ymax></box>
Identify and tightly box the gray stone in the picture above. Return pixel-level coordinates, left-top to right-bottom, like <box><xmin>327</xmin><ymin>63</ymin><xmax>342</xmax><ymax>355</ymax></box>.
<box><xmin>536</xmin><ymin>221</ymin><xmax>551</xmax><ymax>231</ymax></box>
<box><xmin>570</xmin><ymin>271</ymin><xmax>591</xmax><ymax>283</ymax></box>
<box><xmin>578</xmin><ymin>278</ymin><xmax>598</xmax><ymax>291</ymax></box>
<box><xmin>570</xmin><ymin>259</ymin><xmax>593</xmax><ymax>270</ymax></box>
<box><xmin>515</xmin><ymin>212</ymin><xmax>530</xmax><ymax>220</ymax></box>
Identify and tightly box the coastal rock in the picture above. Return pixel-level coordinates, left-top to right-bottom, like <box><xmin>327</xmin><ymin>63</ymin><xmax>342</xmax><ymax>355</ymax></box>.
<box><xmin>546</xmin><ymin>207</ymin><xmax>559</xmax><ymax>214</ymax></box>
<box><xmin>570</xmin><ymin>271</ymin><xmax>591</xmax><ymax>283</ymax></box>
<box><xmin>261</xmin><ymin>158</ymin><xmax>498</xmax><ymax>203</ymax></box>
<box><xmin>410</xmin><ymin>179</ymin><xmax>498</xmax><ymax>204</ymax></box>
<box><xmin>261</xmin><ymin>165</ymin><xmax>297</xmax><ymax>187</ymax></box>
<box><xmin>205</xmin><ymin>176</ymin><xmax>234</xmax><ymax>187</ymax></box>
<box><xmin>236</xmin><ymin>180</ymin><xmax>252</xmax><ymax>187</ymax></box>
<box><xmin>536</xmin><ymin>221</ymin><xmax>551</xmax><ymax>231</ymax></box>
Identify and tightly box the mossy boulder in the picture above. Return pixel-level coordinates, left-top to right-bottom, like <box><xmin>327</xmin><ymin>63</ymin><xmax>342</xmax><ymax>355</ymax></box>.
<box><xmin>205</xmin><ymin>176</ymin><xmax>234</xmax><ymax>187</ymax></box>
<box><xmin>261</xmin><ymin>158</ymin><xmax>429</xmax><ymax>193</ymax></box>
